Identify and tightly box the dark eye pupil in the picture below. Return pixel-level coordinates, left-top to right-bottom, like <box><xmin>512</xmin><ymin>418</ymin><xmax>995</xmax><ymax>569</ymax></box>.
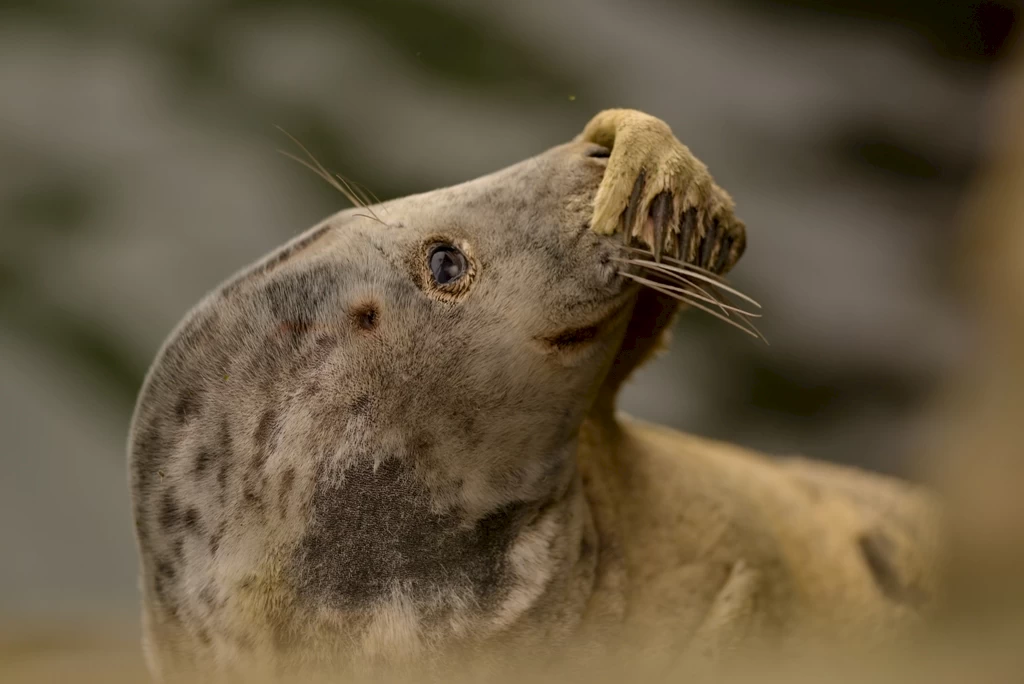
<box><xmin>429</xmin><ymin>245</ymin><xmax>467</xmax><ymax>285</ymax></box>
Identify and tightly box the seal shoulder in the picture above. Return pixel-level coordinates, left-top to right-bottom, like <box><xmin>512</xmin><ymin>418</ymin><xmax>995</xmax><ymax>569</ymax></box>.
<box><xmin>779</xmin><ymin>456</ymin><xmax>944</xmax><ymax>610</ymax></box>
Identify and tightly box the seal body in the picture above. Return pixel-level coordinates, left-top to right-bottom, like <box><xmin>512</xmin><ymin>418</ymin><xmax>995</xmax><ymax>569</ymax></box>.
<box><xmin>128</xmin><ymin>110</ymin><xmax>942</xmax><ymax>681</ymax></box>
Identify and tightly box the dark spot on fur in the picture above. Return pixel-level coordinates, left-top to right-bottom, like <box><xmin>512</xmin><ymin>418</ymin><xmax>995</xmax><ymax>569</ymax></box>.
<box><xmin>174</xmin><ymin>387</ymin><xmax>202</xmax><ymax>424</ymax></box>
<box><xmin>183</xmin><ymin>507</ymin><xmax>202</xmax><ymax>533</ymax></box>
<box><xmin>278</xmin><ymin>319</ymin><xmax>310</xmax><ymax>338</ymax></box>
<box><xmin>172</xmin><ymin>537</ymin><xmax>184</xmax><ymax>561</ymax></box>
<box><xmin>197</xmin><ymin>628</ymin><xmax>211</xmax><ymax>646</ymax></box>
<box><xmin>155</xmin><ymin>558</ymin><xmax>176</xmax><ymax>584</ymax></box>
<box><xmin>193</xmin><ymin>448</ymin><xmax>214</xmax><ymax>477</ymax></box>
<box><xmin>199</xmin><ymin>585</ymin><xmax>217</xmax><ymax>607</ymax></box>
<box><xmin>159</xmin><ymin>491</ymin><xmax>182</xmax><ymax>531</ymax></box>
<box><xmin>411</xmin><ymin>432</ymin><xmax>434</xmax><ymax>455</ymax></box>
<box><xmin>279</xmin><ymin>467</ymin><xmax>296</xmax><ymax>519</ymax></box>
<box><xmin>216</xmin><ymin>422</ymin><xmax>233</xmax><ymax>506</ymax></box>
<box><xmin>209</xmin><ymin>527</ymin><xmax>223</xmax><ymax>556</ymax></box>
<box><xmin>351</xmin><ymin>302</ymin><xmax>379</xmax><ymax>331</ymax></box>
<box><xmin>460</xmin><ymin>412</ymin><xmax>477</xmax><ymax>437</ymax></box>
<box><xmin>349</xmin><ymin>393</ymin><xmax>371</xmax><ymax>416</ymax></box>
<box><xmin>263</xmin><ymin>262</ymin><xmax>339</xmax><ymax>337</ymax></box>
<box><xmin>253</xmin><ymin>408</ymin><xmax>279</xmax><ymax>466</ymax></box>
<box><xmin>218</xmin><ymin>418</ymin><xmax>233</xmax><ymax>457</ymax></box>
<box><xmin>295</xmin><ymin>458</ymin><xmax>533</xmax><ymax>609</ymax></box>
<box><xmin>858</xmin><ymin>530</ymin><xmax>927</xmax><ymax>608</ymax></box>
<box><xmin>314</xmin><ymin>334</ymin><xmax>336</xmax><ymax>350</ymax></box>
<box><xmin>300</xmin><ymin>380</ymin><xmax>322</xmax><ymax>398</ymax></box>
<box><xmin>243</xmin><ymin>484</ymin><xmax>265</xmax><ymax>516</ymax></box>
<box><xmin>217</xmin><ymin>462</ymin><xmax>229</xmax><ymax>496</ymax></box>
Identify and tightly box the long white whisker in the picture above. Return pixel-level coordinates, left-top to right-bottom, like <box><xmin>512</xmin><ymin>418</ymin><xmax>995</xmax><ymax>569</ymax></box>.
<box><xmin>729</xmin><ymin>309</ymin><xmax>767</xmax><ymax>344</ymax></box>
<box><xmin>350</xmin><ymin>179</ymin><xmax>384</xmax><ymax>208</ymax></box>
<box><xmin>275</xmin><ymin>126</ymin><xmax>386</xmax><ymax>224</ymax></box>
<box><xmin>623</xmin><ymin>271</ymin><xmax>761</xmax><ymax>318</ymax></box>
<box><xmin>334</xmin><ymin>174</ymin><xmax>383</xmax><ymax>223</ymax></box>
<box><xmin>625</xmin><ymin>271</ymin><xmax>766</xmax><ymax>342</ymax></box>
<box><xmin>613</xmin><ymin>257</ymin><xmax>762</xmax><ymax>309</ymax></box>
<box><xmin>351</xmin><ymin>212</ymin><xmax>389</xmax><ymax>227</ymax></box>
<box><xmin>625</xmin><ymin>256</ymin><xmax>735</xmax><ymax>316</ymax></box>
<box><xmin>624</xmin><ymin>245</ymin><xmax>721</xmax><ymax>279</ymax></box>
<box><xmin>277</xmin><ymin>149</ymin><xmax>363</xmax><ymax>208</ymax></box>
<box><xmin>625</xmin><ymin>262</ymin><xmax>752</xmax><ymax>319</ymax></box>
<box><xmin>621</xmin><ymin>272</ymin><xmax>765</xmax><ymax>341</ymax></box>
<box><xmin>275</xmin><ymin>127</ymin><xmax>356</xmax><ymax>200</ymax></box>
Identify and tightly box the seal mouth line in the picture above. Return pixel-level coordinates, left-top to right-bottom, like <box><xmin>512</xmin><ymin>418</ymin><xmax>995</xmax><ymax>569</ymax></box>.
<box><xmin>536</xmin><ymin>296</ymin><xmax>633</xmax><ymax>352</ymax></box>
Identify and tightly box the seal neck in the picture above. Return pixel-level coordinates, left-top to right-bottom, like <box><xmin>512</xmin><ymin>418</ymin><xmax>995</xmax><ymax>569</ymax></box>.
<box><xmin>598</xmin><ymin>289</ymin><xmax>681</xmax><ymax>402</ymax></box>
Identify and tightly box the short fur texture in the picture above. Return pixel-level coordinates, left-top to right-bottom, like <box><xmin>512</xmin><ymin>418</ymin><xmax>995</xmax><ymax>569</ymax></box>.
<box><xmin>128</xmin><ymin>109</ymin><xmax>942</xmax><ymax>681</ymax></box>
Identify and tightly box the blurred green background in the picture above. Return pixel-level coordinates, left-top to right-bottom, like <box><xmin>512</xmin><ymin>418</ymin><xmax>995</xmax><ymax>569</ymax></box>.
<box><xmin>0</xmin><ymin>0</ymin><xmax>1018</xmax><ymax>630</ymax></box>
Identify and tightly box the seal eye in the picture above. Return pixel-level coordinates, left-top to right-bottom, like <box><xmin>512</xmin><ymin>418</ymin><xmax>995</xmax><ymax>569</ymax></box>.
<box><xmin>428</xmin><ymin>244</ymin><xmax>467</xmax><ymax>285</ymax></box>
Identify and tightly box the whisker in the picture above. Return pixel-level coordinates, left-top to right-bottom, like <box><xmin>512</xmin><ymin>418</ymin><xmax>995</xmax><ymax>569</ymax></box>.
<box><xmin>350</xmin><ymin>179</ymin><xmax>384</xmax><ymax>209</ymax></box>
<box><xmin>336</xmin><ymin>174</ymin><xmax>375</xmax><ymax>211</ymax></box>
<box><xmin>730</xmin><ymin>309</ymin><xmax>766</xmax><ymax>343</ymax></box>
<box><xmin>621</xmin><ymin>272</ymin><xmax>763</xmax><ymax>340</ymax></box>
<box><xmin>623</xmin><ymin>260</ymin><xmax>739</xmax><ymax>318</ymax></box>
<box><xmin>621</xmin><ymin>271</ymin><xmax>763</xmax><ymax>322</ymax></box>
<box><xmin>612</xmin><ymin>257</ymin><xmax>762</xmax><ymax>309</ymax></box>
<box><xmin>617</xmin><ymin>262</ymin><xmax>761</xmax><ymax>318</ymax></box>
<box><xmin>352</xmin><ymin>212</ymin><xmax>389</xmax><ymax>227</ymax></box>
<box><xmin>275</xmin><ymin>126</ymin><xmax>386</xmax><ymax>224</ymax></box>
<box><xmin>624</xmin><ymin>245</ymin><xmax>721</xmax><ymax>279</ymax></box>
<box><xmin>275</xmin><ymin>127</ymin><xmax>359</xmax><ymax>202</ymax></box>
<box><xmin>276</xmin><ymin>149</ymin><xmax>364</xmax><ymax>208</ymax></box>
<box><xmin>629</xmin><ymin>276</ymin><xmax>761</xmax><ymax>318</ymax></box>
<box><xmin>667</xmin><ymin>275</ymin><xmax>733</xmax><ymax>317</ymax></box>
<box><xmin>628</xmin><ymin>245</ymin><xmax>746</xmax><ymax>293</ymax></box>
<box><xmin>338</xmin><ymin>176</ymin><xmax>385</xmax><ymax>224</ymax></box>
<box><xmin>619</xmin><ymin>256</ymin><xmax>760</xmax><ymax>308</ymax></box>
